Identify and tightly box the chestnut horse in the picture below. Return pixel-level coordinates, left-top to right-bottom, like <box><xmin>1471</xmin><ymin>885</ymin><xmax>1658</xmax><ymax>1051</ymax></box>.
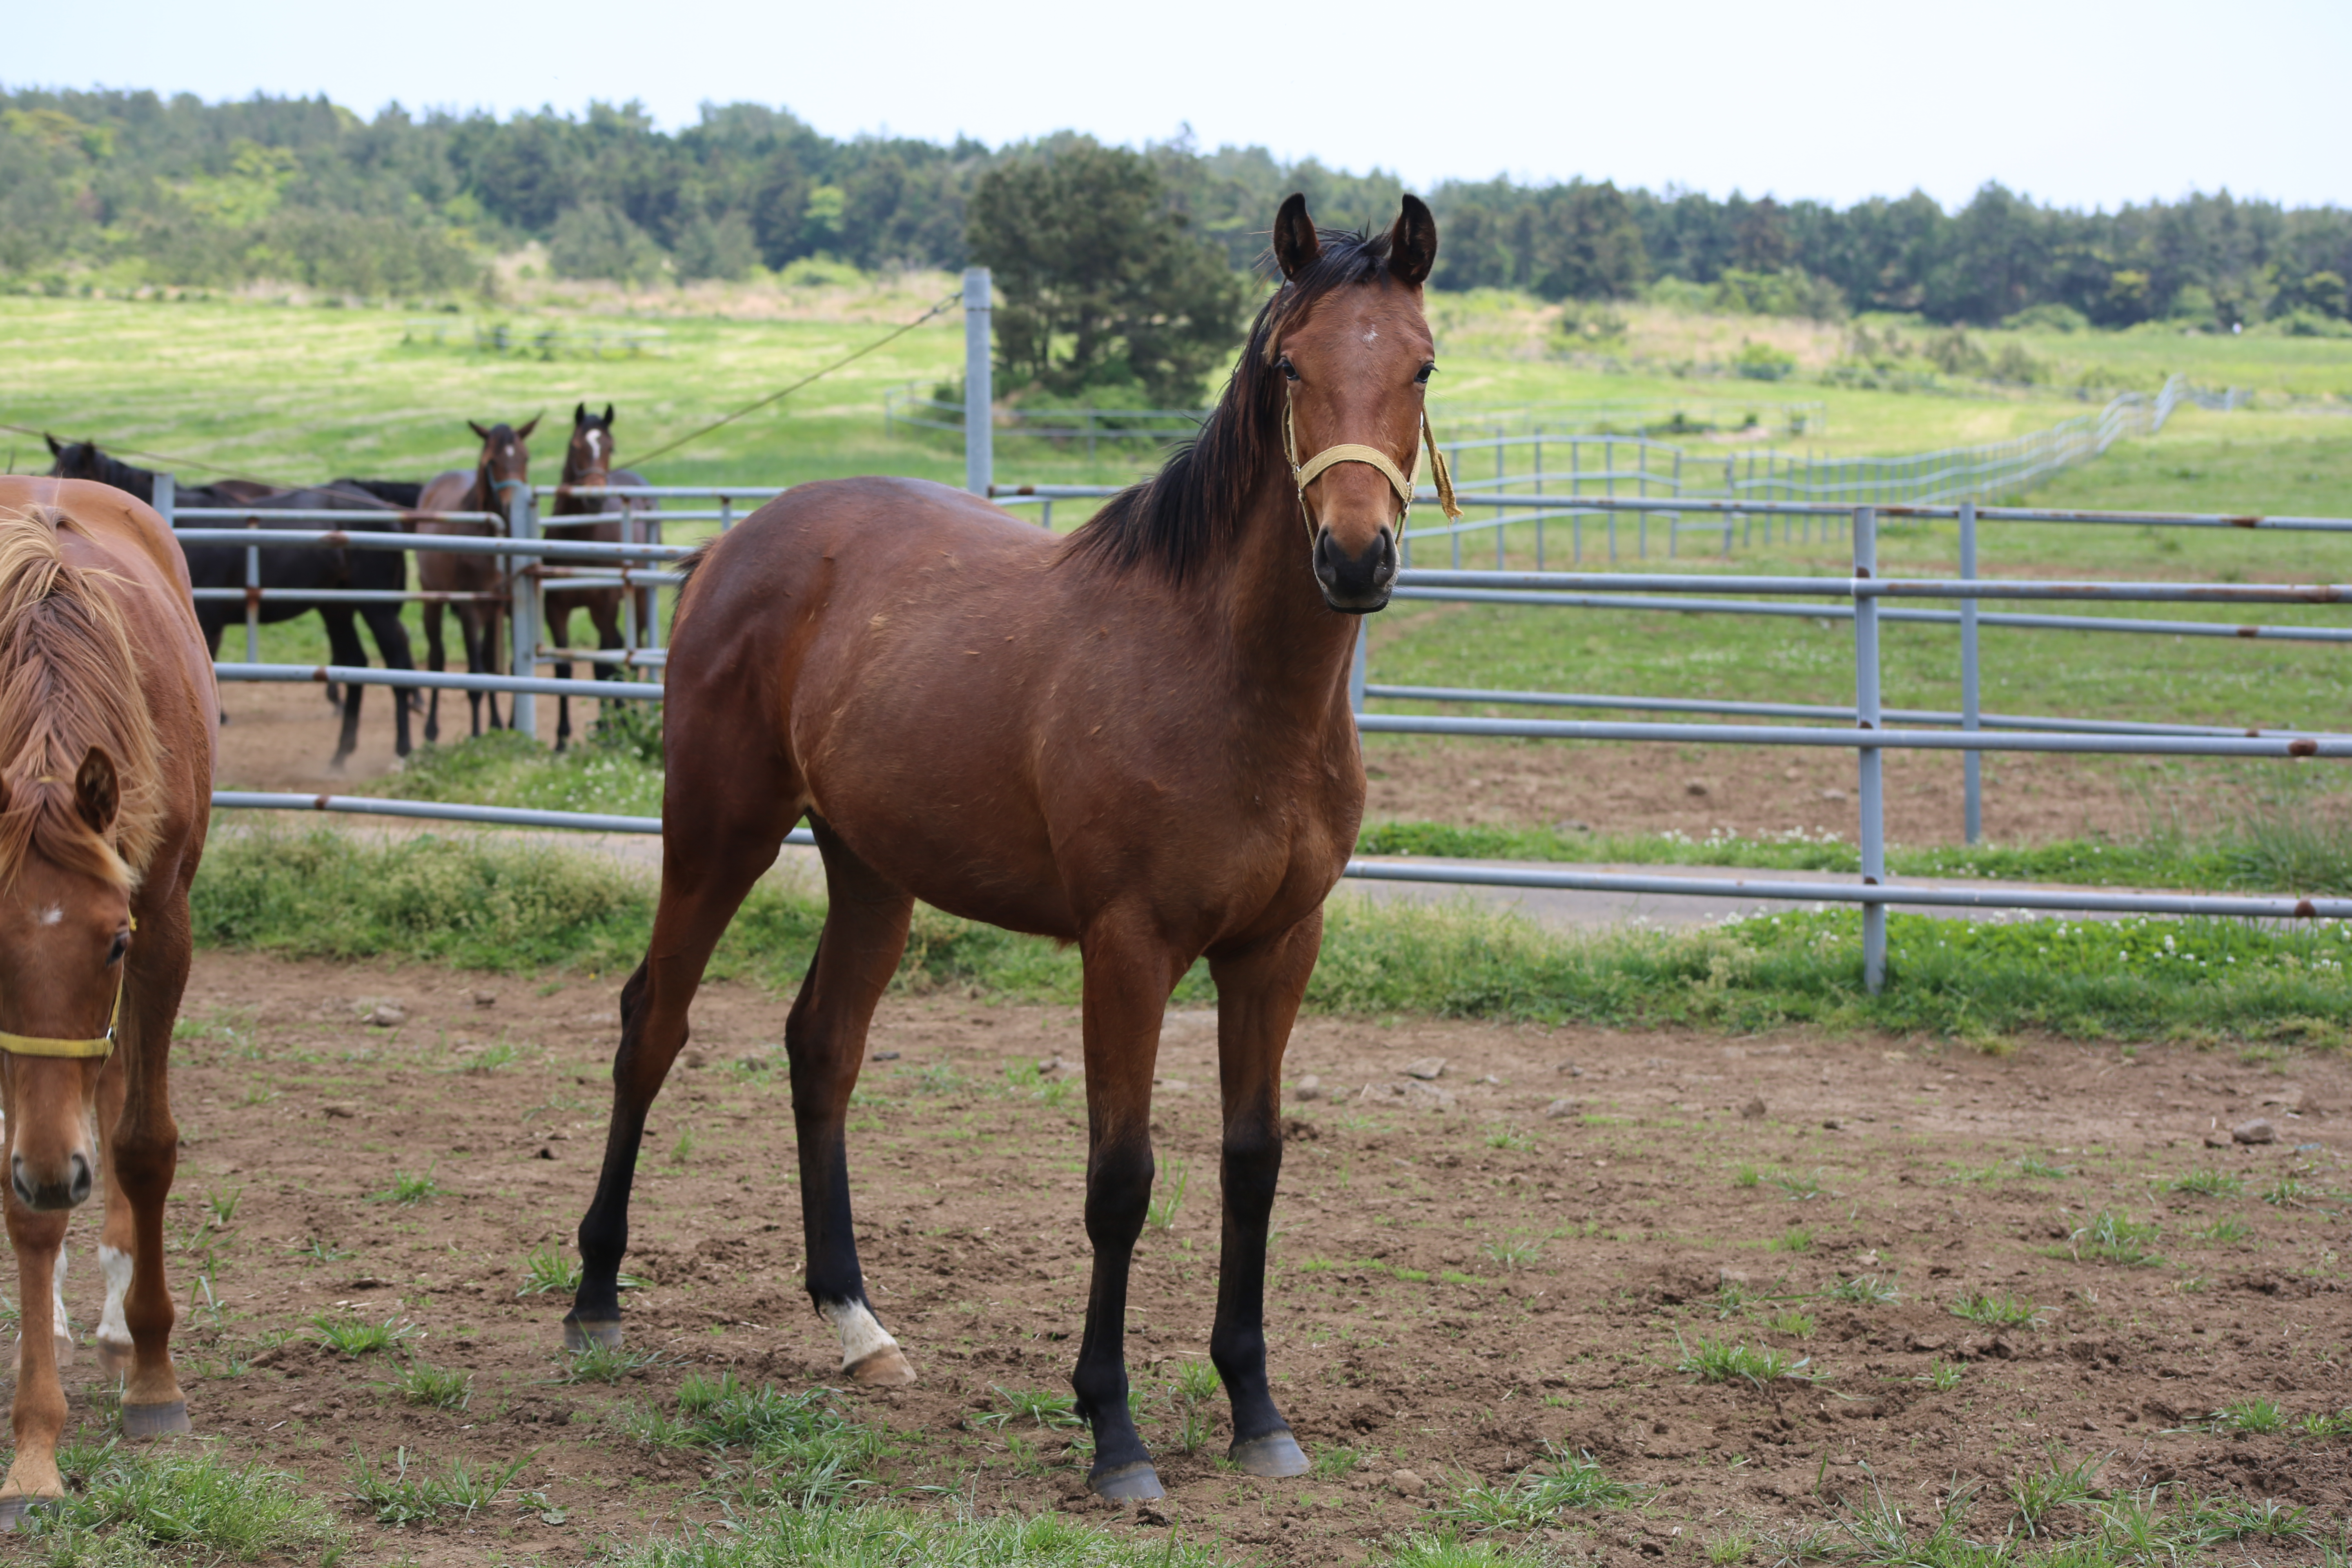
<box><xmin>0</xmin><ymin>479</ymin><xmax>214</xmax><ymax>1523</ymax></box>
<box><xmin>563</xmin><ymin>196</ymin><xmax>1454</xmax><ymax>1500</ymax></box>
<box><xmin>545</xmin><ymin>404</ymin><xmax>660</xmax><ymax>751</ymax></box>
<box><xmin>417</xmin><ymin>419</ymin><xmax>535</xmax><ymax>741</ymax></box>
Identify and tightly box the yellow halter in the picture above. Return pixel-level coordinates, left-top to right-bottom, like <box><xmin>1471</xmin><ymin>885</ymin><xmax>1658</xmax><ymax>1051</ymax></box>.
<box><xmin>1282</xmin><ymin>390</ymin><xmax>1462</xmax><ymax>543</ymax></box>
<box><xmin>0</xmin><ymin>916</ymin><xmax>133</xmax><ymax>1060</ymax></box>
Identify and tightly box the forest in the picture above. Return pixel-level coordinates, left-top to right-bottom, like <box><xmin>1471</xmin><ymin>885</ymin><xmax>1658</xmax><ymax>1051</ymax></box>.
<box><xmin>4</xmin><ymin>86</ymin><xmax>2350</xmax><ymax>332</ymax></box>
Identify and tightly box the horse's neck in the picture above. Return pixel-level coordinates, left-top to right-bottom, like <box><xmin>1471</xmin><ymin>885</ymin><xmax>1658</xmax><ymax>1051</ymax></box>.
<box><xmin>1208</xmin><ymin>476</ymin><xmax>1358</xmax><ymax>719</ymax></box>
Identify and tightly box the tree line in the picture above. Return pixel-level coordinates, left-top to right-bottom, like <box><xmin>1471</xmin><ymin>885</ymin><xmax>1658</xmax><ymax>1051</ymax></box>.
<box><xmin>5</xmin><ymin>87</ymin><xmax>2348</xmax><ymax>381</ymax></box>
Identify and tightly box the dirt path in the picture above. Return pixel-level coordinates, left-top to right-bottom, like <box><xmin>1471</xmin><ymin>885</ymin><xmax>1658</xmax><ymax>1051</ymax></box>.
<box><xmin>16</xmin><ymin>951</ymin><xmax>2348</xmax><ymax>1564</ymax></box>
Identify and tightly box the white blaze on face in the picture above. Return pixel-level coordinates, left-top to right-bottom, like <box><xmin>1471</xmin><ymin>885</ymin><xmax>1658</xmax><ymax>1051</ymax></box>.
<box><xmin>39</xmin><ymin>907</ymin><xmax>61</xmax><ymax>926</ymax></box>
<box><xmin>822</xmin><ymin>1297</ymin><xmax>900</xmax><ymax>1371</ymax></box>
<box><xmin>97</xmin><ymin>1244</ymin><xmax>133</xmax><ymax>1352</ymax></box>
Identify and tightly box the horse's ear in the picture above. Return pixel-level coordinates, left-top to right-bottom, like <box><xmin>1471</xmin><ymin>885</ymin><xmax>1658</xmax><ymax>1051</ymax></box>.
<box><xmin>1388</xmin><ymin>195</ymin><xmax>1438</xmax><ymax>288</ymax></box>
<box><xmin>574</xmin><ymin>402</ymin><xmax>587</xmax><ymax>425</ymax></box>
<box><xmin>1273</xmin><ymin>193</ymin><xmax>1320</xmax><ymax>281</ymax></box>
<box><xmin>73</xmin><ymin>748</ymin><xmax>118</xmax><ymax>837</ymax></box>
<box><xmin>44</xmin><ymin>434</ymin><xmax>62</xmax><ymax>457</ymax></box>
<box><xmin>517</xmin><ymin>415</ymin><xmax>540</xmax><ymax>440</ymax></box>
<box><xmin>468</xmin><ymin>420</ymin><xmax>491</xmax><ymax>441</ymax></box>
<box><xmin>603</xmin><ymin>404</ymin><xmax>615</xmax><ymax>426</ymax></box>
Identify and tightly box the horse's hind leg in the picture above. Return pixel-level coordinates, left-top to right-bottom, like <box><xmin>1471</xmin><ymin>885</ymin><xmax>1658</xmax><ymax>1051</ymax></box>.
<box><xmin>1071</xmin><ymin>911</ymin><xmax>1186</xmax><ymax>1500</ymax></box>
<box><xmin>421</xmin><ymin>602</ymin><xmax>445</xmax><ymax>744</ymax></box>
<box><xmin>321</xmin><ymin>609</ymin><xmax>367</xmax><ymax>770</ymax></box>
<box><xmin>790</xmin><ymin>823</ymin><xmax>916</xmax><ymax>1383</ymax></box>
<box><xmin>1205</xmin><ymin>915</ymin><xmax>1321</xmax><ymax>1479</ymax></box>
<box><xmin>547</xmin><ymin>604</ymin><xmax>575</xmax><ymax>752</ymax></box>
<box><xmin>93</xmin><ymin>1055</ymin><xmax>135</xmax><ymax>1378</ymax></box>
<box><xmin>362</xmin><ymin>605</ymin><xmax>415</xmax><ymax>758</ymax></box>
<box><xmin>565</xmin><ymin>780</ymin><xmax>798</xmax><ymax>1352</ymax></box>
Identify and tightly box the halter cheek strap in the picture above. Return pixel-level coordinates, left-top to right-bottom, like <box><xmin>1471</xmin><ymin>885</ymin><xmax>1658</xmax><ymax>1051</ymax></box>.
<box><xmin>0</xmin><ymin>916</ymin><xmax>134</xmax><ymax>1061</ymax></box>
<box><xmin>1283</xmin><ymin>391</ymin><xmax>1463</xmax><ymax>542</ymax></box>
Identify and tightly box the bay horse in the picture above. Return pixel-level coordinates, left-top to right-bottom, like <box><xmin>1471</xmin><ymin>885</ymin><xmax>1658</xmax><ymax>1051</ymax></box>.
<box><xmin>545</xmin><ymin>404</ymin><xmax>660</xmax><ymax>752</ymax></box>
<box><xmin>44</xmin><ymin>439</ymin><xmax>417</xmax><ymax>767</ymax></box>
<box><xmin>563</xmin><ymin>195</ymin><xmax>1454</xmax><ymax>1500</ymax></box>
<box><xmin>417</xmin><ymin>419</ymin><xmax>535</xmax><ymax>741</ymax></box>
<box><xmin>0</xmin><ymin>478</ymin><xmax>214</xmax><ymax>1523</ymax></box>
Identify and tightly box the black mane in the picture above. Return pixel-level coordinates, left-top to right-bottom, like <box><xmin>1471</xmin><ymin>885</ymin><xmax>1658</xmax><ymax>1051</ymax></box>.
<box><xmin>1064</xmin><ymin>225</ymin><xmax>1401</xmax><ymax>582</ymax></box>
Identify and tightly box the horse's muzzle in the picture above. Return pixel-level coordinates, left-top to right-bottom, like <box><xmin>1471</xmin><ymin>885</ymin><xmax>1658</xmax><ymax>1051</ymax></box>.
<box><xmin>11</xmin><ymin>1152</ymin><xmax>92</xmax><ymax>1212</ymax></box>
<box><xmin>1313</xmin><ymin>526</ymin><xmax>1396</xmax><ymax>613</ymax></box>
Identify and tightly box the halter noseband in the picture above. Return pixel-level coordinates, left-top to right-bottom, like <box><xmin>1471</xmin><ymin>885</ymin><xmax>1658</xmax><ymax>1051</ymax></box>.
<box><xmin>0</xmin><ymin>916</ymin><xmax>134</xmax><ymax>1061</ymax></box>
<box><xmin>1282</xmin><ymin>390</ymin><xmax>1462</xmax><ymax>543</ymax></box>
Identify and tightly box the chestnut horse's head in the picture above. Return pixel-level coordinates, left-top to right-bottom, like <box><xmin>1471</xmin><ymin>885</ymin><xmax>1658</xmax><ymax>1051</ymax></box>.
<box><xmin>0</xmin><ymin>754</ymin><xmax>131</xmax><ymax>1211</ymax></box>
<box><xmin>1268</xmin><ymin>193</ymin><xmax>1440</xmax><ymax>613</ymax></box>
<box><xmin>566</xmin><ymin>403</ymin><xmax>617</xmax><ymax>490</ymax></box>
<box><xmin>468</xmin><ymin>416</ymin><xmax>538</xmax><ymax>527</ymax></box>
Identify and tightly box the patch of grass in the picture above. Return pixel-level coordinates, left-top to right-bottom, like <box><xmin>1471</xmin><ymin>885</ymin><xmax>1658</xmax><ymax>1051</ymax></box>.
<box><xmin>344</xmin><ymin>1446</ymin><xmax>539</xmax><ymax>1526</ymax></box>
<box><xmin>1675</xmin><ymin>1334</ymin><xmax>1813</xmax><ymax>1389</ymax></box>
<box><xmin>1919</xmin><ymin>1359</ymin><xmax>1965</xmax><ymax>1390</ymax></box>
<box><xmin>191</xmin><ymin>827</ymin><xmax>2352</xmax><ymax>1044</ymax></box>
<box><xmin>517</xmin><ymin>1243</ymin><xmax>582</xmax><ymax>1297</ymax></box>
<box><xmin>1483</xmin><ymin>1238</ymin><xmax>1544</xmax><ymax>1270</ymax></box>
<box><xmin>2016</xmin><ymin>1155</ymin><xmax>2071</xmax><ymax>1179</ymax></box>
<box><xmin>1310</xmin><ymin>1443</ymin><xmax>1360</xmax><ymax>1481</ymax></box>
<box><xmin>2065</xmin><ymin>1209</ymin><xmax>2163</xmax><ymax>1266</ymax></box>
<box><xmin>2183</xmin><ymin>1494</ymin><xmax>2314</xmax><ymax>1543</ymax></box>
<box><xmin>1769</xmin><ymin>1225</ymin><xmax>1814</xmax><ymax>1253</ymax></box>
<box><xmin>1436</xmin><ymin>1446</ymin><xmax>1637</xmax><ymax>1530</ymax></box>
<box><xmin>2265</xmin><ymin>1176</ymin><xmax>2319</xmax><ymax>1207</ymax></box>
<box><xmin>549</xmin><ymin>1344</ymin><xmax>678</xmax><ymax>1384</ymax></box>
<box><xmin>306</xmin><ymin>1313</ymin><xmax>419</xmax><ymax>1356</ymax></box>
<box><xmin>601</xmin><ymin>1504</ymin><xmax>1233</xmax><ymax>1567</ymax></box>
<box><xmin>985</xmin><ymin>1385</ymin><xmax>1083</xmax><ymax>1431</ymax></box>
<box><xmin>2009</xmin><ymin>1454</ymin><xmax>2104</xmax><ymax>1536</ymax></box>
<box><xmin>389</xmin><ymin>1361</ymin><xmax>472</xmax><ymax>1411</ymax></box>
<box><xmin>1732</xmin><ymin>1165</ymin><xmax>1761</xmax><ymax>1189</ymax></box>
<box><xmin>1766</xmin><ymin>1169</ymin><xmax>1823</xmax><ymax>1201</ymax></box>
<box><xmin>1146</xmin><ymin>1158</ymin><xmax>1189</xmax><ymax>1234</ymax></box>
<box><xmin>1764</xmin><ymin>1310</ymin><xmax>1815</xmax><ymax>1338</ymax></box>
<box><xmin>2213</xmin><ymin>1397</ymin><xmax>2289</xmax><ymax>1434</ymax></box>
<box><xmin>628</xmin><ymin>1371</ymin><xmax>882</xmax><ymax>1502</ymax></box>
<box><xmin>286</xmin><ymin>1237</ymin><xmax>350</xmax><ymax>1265</ymax></box>
<box><xmin>1950</xmin><ymin>1289</ymin><xmax>2044</xmax><ymax>1329</ymax></box>
<box><xmin>1825</xmin><ymin>1274</ymin><xmax>1899</xmax><ymax>1305</ymax></box>
<box><xmin>2190</xmin><ymin>1214</ymin><xmax>2254</xmax><ymax>1244</ymax></box>
<box><xmin>1705</xmin><ymin>1528</ymin><xmax>1757</xmax><ymax>1566</ymax></box>
<box><xmin>2169</xmin><ymin>1169</ymin><xmax>2243</xmax><ymax>1197</ymax></box>
<box><xmin>1484</xmin><ymin>1127</ymin><xmax>1533</xmax><ymax>1153</ymax></box>
<box><xmin>369</xmin><ymin>1167</ymin><xmax>440</xmax><ymax>1207</ymax></box>
<box><xmin>1171</xmin><ymin>1358</ymin><xmax>1221</xmax><ymax>1404</ymax></box>
<box><xmin>25</xmin><ymin>1441</ymin><xmax>347</xmax><ymax>1563</ymax></box>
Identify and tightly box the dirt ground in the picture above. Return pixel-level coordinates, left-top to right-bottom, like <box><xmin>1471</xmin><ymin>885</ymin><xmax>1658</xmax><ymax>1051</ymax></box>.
<box><xmin>9</xmin><ymin>951</ymin><xmax>2351</xmax><ymax>1564</ymax></box>
<box><xmin>216</xmin><ymin>673</ymin><xmax>2318</xmax><ymax>850</ymax></box>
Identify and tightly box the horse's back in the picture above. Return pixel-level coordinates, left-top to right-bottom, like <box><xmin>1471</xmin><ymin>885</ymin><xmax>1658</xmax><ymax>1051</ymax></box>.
<box><xmin>416</xmin><ymin>471</ymin><xmax>477</xmax><ymax>531</ymax></box>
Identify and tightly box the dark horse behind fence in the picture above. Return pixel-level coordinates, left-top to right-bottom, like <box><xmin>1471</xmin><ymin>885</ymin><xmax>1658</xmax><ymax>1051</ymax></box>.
<box><xmin>562</xmin><ymin>196</ymin><xmax>1457</xmax><ymax>1501</ymax></box>
<box><xmin>545</xmin><ymin>403</ymin><xmax>660</xmax><ymax>751</ymax></box>
<box><xmin>42</xmin><ymin>439</ymin><xmax>417</xmax><ymax>767</ymax></box>
<box><xmin>417</xmin><ymin>419</ymin><xmax>534</xmax><ymax>741</ymax></box>
<box><xmin>0</xmin><ymin>477</ymin><xmax>215</xmax><ymax>1524</ymax></box>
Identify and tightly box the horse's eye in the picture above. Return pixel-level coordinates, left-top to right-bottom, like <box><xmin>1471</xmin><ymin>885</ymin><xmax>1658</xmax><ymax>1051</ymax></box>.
<box><xmin>106</xmin><ymin>931</ymin><xmax>129</xmax><ymax>965</ymax></box>
<box><xmin>1415</xmin><ymin>363</ymin><xmax>1436</xmax><ymax>386</ymax></box>
<box><xmin>1277</xmin><ymin>356</ymin><xmax>1301</xmax><ymax>382</ymax></box>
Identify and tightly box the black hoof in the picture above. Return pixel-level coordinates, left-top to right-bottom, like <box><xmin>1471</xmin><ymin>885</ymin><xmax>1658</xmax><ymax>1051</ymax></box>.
<box><xmin>562</xmin><ymin>1314</ymin><xmax>621</xmax><ymax>1352</ymax></box>
<box><xmin>1229</xmin><ymin>1429</ymin><xmax>1310</xmax><ymax>1478</ymax></box>
<box><xmin>1088</xmin><ymin>1460</ymin><xmax>1165</xmax><ymax>1501</ymax></box>
<box><xmin>0</xmin><ymin>1495</ymin><xmax>58</xmax><ymax>1532</ymax></box>
<box><xmin>121</xmin><ymin>1401</ymin><xmax>189</xmax><ymax>1438</ymax></box>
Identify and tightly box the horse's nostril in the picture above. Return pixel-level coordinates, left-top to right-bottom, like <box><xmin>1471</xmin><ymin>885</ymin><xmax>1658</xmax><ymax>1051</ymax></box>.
<box><xmin>69</xmin><ymin>1156</ymin><xmax>91</xmax><ymax>1204</ymax></box>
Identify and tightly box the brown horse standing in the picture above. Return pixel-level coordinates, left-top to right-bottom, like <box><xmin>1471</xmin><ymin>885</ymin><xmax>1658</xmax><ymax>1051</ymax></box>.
<box><xmin>545</xmin><ymin>404</ymin><xmax>660</xmax><ymax>751</ymax></box>
<box><xmin>0</xmin><ymin>479</ymin><xmax>214</xmax><ymax>1523</ymax></box>
<box><xmin>564</xmin><ymin>197</ymin><xmax>1452</xmax><ymax>1499</ymax></box>
<box><xmin>418</xmin><ymin>418</ymin><xmax>535</xmax><ymax>741</ymax></box>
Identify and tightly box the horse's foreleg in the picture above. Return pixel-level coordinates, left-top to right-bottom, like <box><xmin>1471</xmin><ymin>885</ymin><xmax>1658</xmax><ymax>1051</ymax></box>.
<box><xmin>0</xmin><ymin>1198</ymin><xmax>71</xmax><ymax>1527</ymax></box>
<box><xmin>321</xmin><ymin>610</ymin><xmax>366</xmax><ymax>771</ymax></box>
<box><xmin>1072</xmin><ymin>914</ymin><xmax>1184</xmax><ymax>1500</ymax></box>
<box><xmin>792</xmin><ymin>826</ymin><xmax>916</xmax><ymax>1383</ymax></box>
<box><xmin>1205</xmin><ymin>915</ymin><xmax>1321</xmax><ymax>1479</ymax></box>
<box><xmin>547</xmin><ymin>603</ymin><xmax>575</xmax><ymax>752</ymax></box>
<box><xmin>109</xmin><ymin>917</ymin><xmax>193</xmax><ymax>1439</ymax></box>
<box><xmin>93</xmin><ymin>1056</ymin><xmax>134</xmax><ymax>1377</ymax></box>
<box><xmin>421</xmin><ymin>602</ymin><xmax>445</xmax><ymax>745</ymax></box>
<box><xmin>459</xmin><ymin>610</ymin><xmax>487</xmax><ymax>738</ymax></box>
<box><xmin>566</xmin><ymin>787</ymin><xmax>796</xmax><ymax>1351</ymax></box>
<box><xmin>363</xmin><ymin>606</ymin><xmax>416</xmax><ymax>759</ymax></box>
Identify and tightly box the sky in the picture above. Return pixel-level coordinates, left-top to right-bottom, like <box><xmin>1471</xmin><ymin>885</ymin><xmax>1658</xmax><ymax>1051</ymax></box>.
<box><xmin>10</xmin><ymin>0</ymin><xmax>2349</xmax><ymax>212</ymax></box>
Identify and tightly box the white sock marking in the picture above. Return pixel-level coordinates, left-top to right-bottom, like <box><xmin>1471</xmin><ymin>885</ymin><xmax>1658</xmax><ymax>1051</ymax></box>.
<box><xmin>97</xmin><ymin>1244</ymin><xmax>132</xmax><ymax>1349</ymax></box>
<box><xmin>51</xmin><ymin>1247</ymin><xmax>70</xmax><ymax>1346</ymax></box>
<box><xmin>822</xmin><ymin>1298</ymin><xmax>899</xmax><ymax>1370</ymax></box>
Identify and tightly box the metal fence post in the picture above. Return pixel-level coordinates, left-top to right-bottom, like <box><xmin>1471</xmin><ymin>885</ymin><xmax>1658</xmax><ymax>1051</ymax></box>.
<box><xmin>244</xmin><ymin>517</ymin><xmax>260</xmax><ymax>663</ymax></box>
<box><xmin>1960</xmin><ymin>499</ymin><xmax>1982</xmax><ymax>845</ymax></box>
<box><xmin>963</xmin><ymin>267</ymin><xmax>993</xmax><ymax>497</ymax></box>
<box><xmin>153</xmin><ymin>472</ymin><xmax>174</xmax><ymax>524</ymax></box>
<box><xmin>509</xmin><ymin>483</ymin><xmax>538</xmax><ymax>740</ymax></box>
<box><xmin>1349</xmin><ymin>621</ymin><xmax>1368</xmax><ymax>715</ymax></box>
<box><xmin>1854</xmin><ymin>504</ymin><xmax>1885</xmax><ymax>994</ymax></box>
